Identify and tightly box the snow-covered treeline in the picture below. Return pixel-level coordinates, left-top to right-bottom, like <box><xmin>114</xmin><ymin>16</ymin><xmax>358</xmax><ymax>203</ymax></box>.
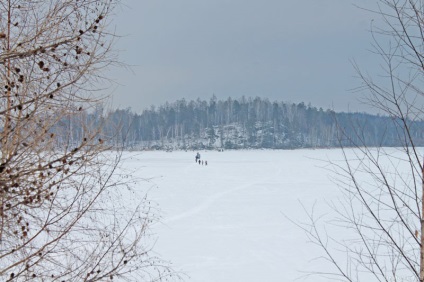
<box><xmin>59</xmin><ymin>96</ymin><xmax>424</xmax><ymax>150</ymax></box>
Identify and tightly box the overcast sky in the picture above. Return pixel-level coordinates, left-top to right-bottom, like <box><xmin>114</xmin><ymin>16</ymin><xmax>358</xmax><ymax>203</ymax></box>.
<box><xmin>109</xmin><ymin>0</ymin><xmax>377</xmax><ymax>112</ymax></box>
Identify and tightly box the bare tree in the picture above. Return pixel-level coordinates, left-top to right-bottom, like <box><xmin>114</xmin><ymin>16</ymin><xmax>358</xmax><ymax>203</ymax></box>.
<box><xmin>298</xmin><ymin>0</ymin><xmax>424</xmax><ymax>281</ymax></box>
<box><xmin>294</xmin><ymin>0</ymin><xmax>424</xmax><ymax>281</ymax></box>
<box><xmin>0</xmin><ymin>1</ymin><xmax>177</xmax><ymax>281</ymax></box>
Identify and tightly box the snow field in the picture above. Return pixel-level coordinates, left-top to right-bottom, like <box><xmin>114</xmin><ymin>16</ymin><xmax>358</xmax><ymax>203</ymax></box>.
<box><xmin>119</xmin><ymin>149</ymin><xmax>366</xmax><ymax>281</ymax></box>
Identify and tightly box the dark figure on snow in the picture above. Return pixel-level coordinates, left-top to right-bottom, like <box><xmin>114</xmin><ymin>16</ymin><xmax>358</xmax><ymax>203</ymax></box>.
<box><xmin>201</xmin><ymin>160</ymin><xmax>204</xmax><ymax>165</ymax></box>
<box><xmin>198</xmin><ymin>159</ymin><xmax>201</xmax><ymax>165</ymax></box>
<box><xmin>195</xmin><ymin>152</ymin><xmax>200</xmax><ymax>163</ymax></box>
<box><xmin>205</xmin><ymin>160</ymin><xmax>208</xmax><ymax>166</ymax></box>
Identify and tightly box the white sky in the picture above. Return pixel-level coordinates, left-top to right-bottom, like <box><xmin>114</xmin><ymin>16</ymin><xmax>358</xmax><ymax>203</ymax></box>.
<box><xmin>108</xmin><ymin>0</ymin><xmax>377</xmax><ymax>112</ymax></box>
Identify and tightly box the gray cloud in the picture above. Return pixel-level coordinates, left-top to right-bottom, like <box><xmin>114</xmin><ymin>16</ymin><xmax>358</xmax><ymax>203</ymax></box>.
<box><xmin>109</xmin><ymin>0</ymin><xmax>377</xmax><ymax>112</ymax></box>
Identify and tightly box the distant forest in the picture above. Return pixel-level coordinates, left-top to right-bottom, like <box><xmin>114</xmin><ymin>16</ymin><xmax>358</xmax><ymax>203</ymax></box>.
<box><xmin>63</xmin><ymin>96</ymin><xmax>424</xmax><ymax>150</ymax></box>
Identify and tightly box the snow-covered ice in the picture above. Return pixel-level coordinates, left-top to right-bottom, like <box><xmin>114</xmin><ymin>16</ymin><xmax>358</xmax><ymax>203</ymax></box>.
<box><xmin>121</xmin><ymin>149</ymin><xmax>355</xmax><ymax>281</ymax></box>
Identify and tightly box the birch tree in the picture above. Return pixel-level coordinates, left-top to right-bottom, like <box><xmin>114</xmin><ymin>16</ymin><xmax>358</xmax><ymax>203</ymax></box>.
<box><xmin>0</xmin><ymin>1</ymin><xmax>175</xmax><ymax>281</ymax></box>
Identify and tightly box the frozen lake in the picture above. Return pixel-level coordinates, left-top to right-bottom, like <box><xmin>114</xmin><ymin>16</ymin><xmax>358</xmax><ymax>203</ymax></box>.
<box><xmin>120</xmin><ymin>149</ymin><xmax>358</xmax><ymax>281</ymax></box>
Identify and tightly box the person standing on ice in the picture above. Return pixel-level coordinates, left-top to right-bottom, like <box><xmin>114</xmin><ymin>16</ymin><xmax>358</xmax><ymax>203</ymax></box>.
<box><xmin>195</xmin><ymin>152</ymin><xmax>200</xmax><ymax>163</ymax></box>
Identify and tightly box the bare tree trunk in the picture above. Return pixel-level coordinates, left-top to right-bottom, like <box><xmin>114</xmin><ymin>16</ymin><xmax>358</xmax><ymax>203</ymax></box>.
<box><xmin>421</xmin><ymin>155</ymin><xmax>424</xmax><ymax>281</ymax></box>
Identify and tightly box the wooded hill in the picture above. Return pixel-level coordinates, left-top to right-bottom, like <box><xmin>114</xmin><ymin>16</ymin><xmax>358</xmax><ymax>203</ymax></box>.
<box><xmin>66</xmin><ymin>96</ymin><xmax>424</xmax><ymax>150</ymax></box>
